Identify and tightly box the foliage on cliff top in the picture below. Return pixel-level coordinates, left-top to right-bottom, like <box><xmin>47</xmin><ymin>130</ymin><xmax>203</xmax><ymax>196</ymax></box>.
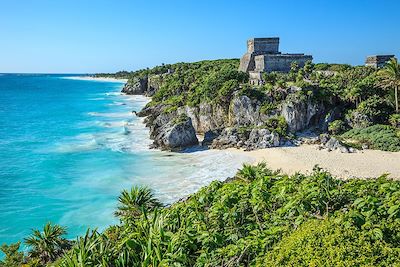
<box><xmin>150</xmin><ymin>59</ymin><xmax>249</xmax><ymax>107</ymax></box>
<box><xmin>4</xmin><ymin>164</ymin><xmax>400</xmax><ymax>266</ymax></box>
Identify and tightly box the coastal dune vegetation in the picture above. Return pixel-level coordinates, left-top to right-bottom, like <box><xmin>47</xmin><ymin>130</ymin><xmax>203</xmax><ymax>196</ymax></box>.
<box><xmin>1</xmin><ymin>164</ymin><xmax>400</xmax><ymax>266</ymax></box>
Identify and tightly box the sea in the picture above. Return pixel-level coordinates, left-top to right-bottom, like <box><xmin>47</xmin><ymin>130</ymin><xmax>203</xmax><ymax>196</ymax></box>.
<box><xmin>0</xmin><ymin>74</ymin><xmax>253</xmax><ymax>247</ymax></box>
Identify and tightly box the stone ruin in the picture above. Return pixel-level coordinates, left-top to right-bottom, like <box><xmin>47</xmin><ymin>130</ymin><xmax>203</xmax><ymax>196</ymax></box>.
<box><xmin>239</xmin><ymin>37</ymin><xmax>313</xmax><ymax>85</ymax></box>
<box><xmin>365</xmin><ymin>55</ymin><xmax>395</xmax><ymax>68</ymax></box>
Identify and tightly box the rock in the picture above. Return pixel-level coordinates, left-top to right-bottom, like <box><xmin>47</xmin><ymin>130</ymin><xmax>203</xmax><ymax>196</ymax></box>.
<box><xmin>202</xmin><ymin>130</ymin><xmax>220</xmax><ymax>146</ymax></box>
<box><xmin>243</xmin><ymin>128</ymin><xmax>280</xmax><ymax>150</ymax></box>
<box><xmin>271</xmin><ymin>132</ymin><xmax>280</xmax><ymax>146</ymax></box>
<box><xmin>319</xmin><ymin>133</ymin><xmax>330</xmax><ymax>145</ymax></box>
<box><xmin>281</xmin><ymin>97</ymin><xmax>324</xmax><ymax>133</ymax></box>
<box><xmin>153</xmin><ymin>116</ymin><xmax>198</xmax><ymax>150</ymax></box>
<box><xmin>210</xmin><ymin>127</ymin><xmax>240</xmax><ymax>149</ymax></box>
<box><xmin>319</xmin><ymin>107</ymin><xmax>342</xmax><ymax>132</ymax></box>
<box><xmin>348</xmin><ymin>147</ymin><xmax>357</xmax><ymax>153</ymax></box>
<box><xmin>230</xmin><ymin>95</ymin><xmax>260</xmax><ymax>126</ymax></box>
<box><xmin>362</xmin><ymin>143</ymin><xmax>369</xmax><ymax>150</ymax></box>
<box><xmin>324</xmin><ymin>137</ymin><xmax>349</xmax><ymax>153</ymax></box>
<box><xmin>121</xmin><ymin>77</ymin><xmax>148</xmax><ymax>95</ymax></box>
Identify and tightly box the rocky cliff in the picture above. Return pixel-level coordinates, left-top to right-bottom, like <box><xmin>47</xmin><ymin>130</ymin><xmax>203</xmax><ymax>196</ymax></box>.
<box><xmin>129</xmin><ymin>76</ymin><xmax>329</xmax><ymax>151</ymax></box>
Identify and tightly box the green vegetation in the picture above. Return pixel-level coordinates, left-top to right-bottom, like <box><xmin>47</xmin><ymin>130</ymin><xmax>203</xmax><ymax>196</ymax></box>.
<box><xmin>341</xmin><ymin>124</ymin><xmax>400</xmax><ymax>152</ymax></box>
<box><xmin>328</xmin><ymin>119</ymin><xmax>346</xmax><ymax>135</ymax></box>
<box><xmin>378</xmin><ymin>58</ymin><xmax>400</xmax><ymax>113</ymax></box>
<box><xmin>3</xmin><ymin>164</ymin><xmax>400</xmax><ymax>266</ymax></box>
<box><xmin>99</xmin><ymin>56</ymin><xmax>400</xmax><ymax>151</ymax></box>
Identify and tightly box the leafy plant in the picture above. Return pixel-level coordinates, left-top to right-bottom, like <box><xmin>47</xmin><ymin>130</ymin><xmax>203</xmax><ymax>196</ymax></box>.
<box><xmin>341</xmin><ymin>124</ymin><xmax>400</xmax><ymax>151</ymax></box>
<box><xmin>24</xmin><ymin>222</ymin><xmax>71</xmax><ymax>265</ymax></box>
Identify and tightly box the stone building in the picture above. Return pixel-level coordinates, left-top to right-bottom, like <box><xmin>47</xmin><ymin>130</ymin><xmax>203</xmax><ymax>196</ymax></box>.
<box><xmin>365</xmin><ymin>55</ymin><xmax>395</xmax><ymax>68</ymax></box>
<box><xmin>239</xmin><ymin>37</ymin><xmax>313</xmax><ymax>85</ymax></box>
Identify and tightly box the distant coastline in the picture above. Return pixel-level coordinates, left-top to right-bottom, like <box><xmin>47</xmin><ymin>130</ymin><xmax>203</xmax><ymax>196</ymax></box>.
<box><xmin>62</xmin><ymin>76</ymin><xmax>128</xmax><ymax>83</ymax></box>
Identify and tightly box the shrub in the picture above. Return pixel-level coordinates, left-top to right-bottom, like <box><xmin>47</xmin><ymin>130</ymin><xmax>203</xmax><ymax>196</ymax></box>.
<box><xmin>262</xmin><ymin>218</ymin><xmax>400</xmax><ymax>267</ymax></box>
<box><xmin>328</xmin><ymin>120</ymin><xmax>346</xmax><ymax>135</ymax></box>
<box><xmin>341</xmin><ymin>124</ymin><xmax>400</xmax><ymax>151</ymax></box>
<box><xmin>260</xmin><ymin>102</ymin><xmax>278</xmax><ymax>115</ymax></box>
<box><xmin>5</xmin><ymin>164</ymin><xmax>400</xmax><ymax>266</ymax></box>
<box><xmin>356</xmin><ymin>96</ymin><xmax>393</xmax><ymax>124</ymax></box>
<box><xmin>264</xmin><ymin>116</ymin><xmax>288</xmax><ymax>136</ymax></box>
<box><xmin>389</xmin><ymin>114</ymin><xmax>400</xmax><ymax>128</ymax></box>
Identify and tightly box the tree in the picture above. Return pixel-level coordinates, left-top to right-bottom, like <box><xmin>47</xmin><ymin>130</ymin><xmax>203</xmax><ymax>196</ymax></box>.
<box><xmin>289</xmin><ymin>61</ymin><xmax>299</xmax><ymax>81</ymax></box>
<box><xmin>0</xmin><ymin>242</ymin><xmax>24</xmax><ymax>267</ymax></box>
<box><xmin>378</xmin><ymin>57</ymin><xmax>400</xmax><ymax>113</ymax></box>
<box><xmin>303</xmin><ymin>60</ymin><xmax>314</xmax><ymax>78</ymax></box>
<box><xmin>24</xmin><ymin>222</ymin><xmax>70</xmax><ymax>264</ymax></box>
<box><xmin>114</xmin><ymin>186</ymin><xmax>162</xmax><ymax>220</ymax></box>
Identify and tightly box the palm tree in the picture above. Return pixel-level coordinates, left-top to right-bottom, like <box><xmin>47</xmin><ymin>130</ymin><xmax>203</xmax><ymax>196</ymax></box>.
<box><xmin>378</xmin><ymin>58</ymin><xmax>400</xmax><ymax>113</ymax></box>
<box><xmin>24</xmin><ymin>222</ymin><xmax>70</xmax><ymax>264</ymax></box>
<box><xmin>114</xmin><ymin>186</ymin><xmax>162</xmax><ymax>220</ymax></box>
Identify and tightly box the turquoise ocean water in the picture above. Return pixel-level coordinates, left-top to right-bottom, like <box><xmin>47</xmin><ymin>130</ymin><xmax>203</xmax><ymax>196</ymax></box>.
<box><xmin>0</xmin><ymin>74</ymin><xmax>253</xmax><ymax>247</ymax></box>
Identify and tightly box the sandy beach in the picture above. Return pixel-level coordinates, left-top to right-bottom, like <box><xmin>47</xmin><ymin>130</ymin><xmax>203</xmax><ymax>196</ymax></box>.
<box><xmin>63</xmin><ymin>76</ymin><xmax>128</xmax><ymax>83</ymax></box>
<box><xmin>228</xmin><ymin>145</ymin><xmax>400</xmax><ymax>180</ymax></box>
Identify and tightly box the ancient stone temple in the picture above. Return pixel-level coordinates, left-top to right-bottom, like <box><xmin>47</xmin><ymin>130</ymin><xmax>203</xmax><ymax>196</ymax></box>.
<box><xmin>365</xmin><ymin>55</ymin><xmax>395</xmax><ymax>68</ymax></box>
<box><xmin>239</xmin><ymin>37</ymin><xmax>313</xmax><ymax>85</ymax></box>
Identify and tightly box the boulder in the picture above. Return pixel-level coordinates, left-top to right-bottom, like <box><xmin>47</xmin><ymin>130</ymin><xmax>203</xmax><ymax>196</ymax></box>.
<box><xmin>202</xmin><ymin>130</ymin><xmax>220</xmax><ymax>146</ymax></box>
<box><xmin>324</xmin><ymin>137</ymin><xmax>349</xmax><ymax>153</ymax></box>
<box><xmin>153</xmin><ymin>116</ymin><xmax>198</xmax><ymax>150</ymax></box>
<box><xmin>210</xmin><ymin>127</ymin><xmax>240</xmax><ymax>149</ymax></box>
<box><xmin>244</xmin><ymin>128</ymin><xmax>280</xmax><ymax>150</ymax></box>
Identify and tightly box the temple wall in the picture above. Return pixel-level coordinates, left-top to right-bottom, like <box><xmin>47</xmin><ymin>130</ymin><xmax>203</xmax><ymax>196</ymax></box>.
<box><xmin>261</xmin><ymin>54</ymin><xmax>313</xmax><ymax>73</ymax></box>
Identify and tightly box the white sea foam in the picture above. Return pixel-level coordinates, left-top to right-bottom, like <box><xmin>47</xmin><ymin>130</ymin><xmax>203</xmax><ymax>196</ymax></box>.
<box><xmin>129</xmin><ymin>149</ymin><xmax>255</xmax><ymax>204</ymax></box>
<box><xmin>87</xmin><ymin>111</ymin><xmax>133</xmax><ymax>118</ymax></box>
<box><xmin>105</xmin><ymin>92</ymin><xmax>123</xmax><ymax>96</ymax></box>
<box><xmin>88</xmin><ymin>97</ymin><xmax>106</xmax><ymax>101</ymax></box>
<box><xmin>108</xmin><ymin>101</ymin><xmax>127</xmax><ymax>106</ymax></box>
<box><xmin>61</xmin><ymin>76</ymin><xmax>127</xmax><ymax>83</ymax></box>
<box><xmin>53</xmin><ymin>139</ymin><xmax>98</xmax><ymax>153</ymax></box>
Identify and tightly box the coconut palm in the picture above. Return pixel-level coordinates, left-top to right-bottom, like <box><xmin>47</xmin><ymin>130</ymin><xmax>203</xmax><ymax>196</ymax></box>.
<box><xmin>378</xmin><ymin>57</ymin><xmax>400</xmax><ymax>113</ymax></box>
<box><xmin>24</xmin><ymin>222</ymin><xmax>70</xmax><ymax>264</ymax></box>
<box><xmin>114</xmin><ymin>186</ymin><xmax>162</xmax><ymax>220</ymax></box>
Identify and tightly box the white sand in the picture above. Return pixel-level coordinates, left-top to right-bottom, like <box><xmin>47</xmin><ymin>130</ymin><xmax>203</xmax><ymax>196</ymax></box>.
<box><xmin>63</xmin><ymin>76</ymin><xmax>128</xmax><ymax>83</ymax></box>
<box><xmin>227</xmin><ymin>145</ymin><xmax>400</xmax><ymax>179</ymax></box>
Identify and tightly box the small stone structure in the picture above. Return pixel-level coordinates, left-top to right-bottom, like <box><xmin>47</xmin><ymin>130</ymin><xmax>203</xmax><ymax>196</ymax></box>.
<box><xmin>239</xmin><ymin>37</ymin><xmax>313</xmax><ymax>85</ymax></box>
<box><xmin>365</xmin><ymin>55</ymin><xmax>395</xmax><ymax>68</ymax></box>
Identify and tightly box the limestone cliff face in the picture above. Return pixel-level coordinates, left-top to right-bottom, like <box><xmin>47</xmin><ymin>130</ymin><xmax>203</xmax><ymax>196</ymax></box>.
<box><xmin>177</xmin><ymin>103</ymin><xmax>227</xmax><ymax>134</ymax></box>
<box><xmin>121</xmin><ymin>74</ymin><xmax>165</xmax><ymax>97</ymax></box>
<box><xmin>281</xmin><ymin>97</ymin><xmax>325</xmax><ymax>133</ymax></box>
<box><xmin>121</xmin><ymin>77</ymin><xmax>148</xmax><ymax>95</ymax></box>
<box><xmin>126</xmin><ymin>78</ymin><xmax>327</xmax><ymax>151</ymax></box>
<box><xmin>229</xmin><ymin>95</ymin><xmax>261</xmax><ymax>126</ymax></box>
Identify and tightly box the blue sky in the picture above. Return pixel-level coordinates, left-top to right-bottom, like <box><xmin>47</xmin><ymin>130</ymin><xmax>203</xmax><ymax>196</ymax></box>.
<box><xmin>0</xmin><ymin>0</ymin><xmax>399</xmax><ymax>73</ymax></box>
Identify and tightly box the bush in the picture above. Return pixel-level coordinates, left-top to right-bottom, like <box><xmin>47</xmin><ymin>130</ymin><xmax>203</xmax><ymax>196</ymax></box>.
<box><xmin>6</xmin><ymin>164</ymin><xmax>400</xmax><ymax>266</ymax></box>
<box><xmin>260</xmin><ymin>102</ymin><xmax>278</xmax><ymax>115</ymax></box>
<box><xmin>262</xmin><ymin>218</ymin><xmax>400</xmax><ymax>267</ymax></box>
<box><xmin>389</xmin><ymin>114</ymin><xmax>400</xmax><ymax>128</ymax></box>
<box><xmin>264</xmin><ymin>116</ymin><xmax>288</xmax><ymax>136</ymax></box>
<box><xmin>356</xmin><ymin>96</ymin><xmax>393</xmax><ymax>124</ymax></box>
<box><xmin>341</xmin><ymin>124</ymin><xmax>400</xmax><ymax>151</ymax></box>
<box><xmin>328</xmin><ymin>120</ymin><xmax>346</xmax><ymax>135</ymax></box>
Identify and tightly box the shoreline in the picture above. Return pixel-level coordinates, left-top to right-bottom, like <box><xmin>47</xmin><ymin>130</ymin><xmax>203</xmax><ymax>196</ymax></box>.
<box><xmin>63</xmin><ymin>76</ymin><xmax>128</xmax><ymax>83</ymax></box>
<box><xmin>227</xmin><ymin>145</ymin><xmax>400</xmax><ymax>180</ymax></box>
